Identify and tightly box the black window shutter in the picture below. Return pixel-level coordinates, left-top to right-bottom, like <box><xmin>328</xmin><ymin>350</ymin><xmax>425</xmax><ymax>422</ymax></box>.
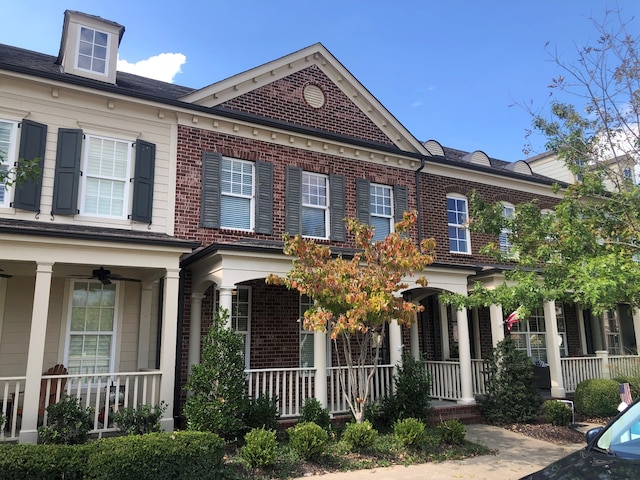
<box><xmin>52</xmin><ymin>128</ymin><xmax>83</xmax><ymax>215</ymax></box>
<box><xmin>131</xmin><ymin>140</ymin><xmax>156</xmax><ymax>223</ymax></box>
<box><xmin>285</xmin><ymin>165</ymin><xmax>301</xmax><ymax>235</ymax></box>
<box><xmin>330</xmin><ymin>174</ymin><xmax>345</xmax><ymax>241</ymax></box>
<box><xmin>201</xmin><ymin>151</ymin><xmax>221</xmax><ymax>228</ymax></box>
<box><xmin>12</xmin><ymin>119</ymin><xmax>47</xmax><ymax>212</ymax></box>
<box><xmin>394</xmin><ymin>185</ymin><xmax>408</xmax><ymax>223</ymax></box>
<box><xmin>255</xmin><ymin>160</ymin><xmax>273</xmax><ymax>234</ymax></box>
<box><xmin>355</xmin><ymin>178</ymin><xmax>371</xmax><ymax>225</ymax></box>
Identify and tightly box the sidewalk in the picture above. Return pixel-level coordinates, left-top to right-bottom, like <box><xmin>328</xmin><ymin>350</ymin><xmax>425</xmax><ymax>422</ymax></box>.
<box><xmin>295</xmin><ymin>424</ymin><xmax>587</xmax><ymax>480</ymax></box>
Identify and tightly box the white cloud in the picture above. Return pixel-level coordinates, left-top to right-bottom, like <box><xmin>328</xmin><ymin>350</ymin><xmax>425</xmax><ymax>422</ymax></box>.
<box><xmin>411</xmin><ymin>101</ymin><xmax>423</xmax><ymax>108</ymax></box>
<box><xmin>117</xmin><ymin>53</ymin><xmax>186</xmax><ymax>83</ymax></box>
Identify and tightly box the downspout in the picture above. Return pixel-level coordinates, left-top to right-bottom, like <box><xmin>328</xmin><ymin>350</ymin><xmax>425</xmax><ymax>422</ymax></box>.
<box><xmin>415</xmin><ymin>156</ymin><xmax>426</xmax><ymax>244</ymax></box>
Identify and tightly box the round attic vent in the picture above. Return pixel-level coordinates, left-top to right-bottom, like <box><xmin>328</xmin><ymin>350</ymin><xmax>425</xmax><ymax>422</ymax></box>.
<box><xmin>303</xmin><ymin>84</ymin><xmax>325</xmax><ymax>108</ymax></box>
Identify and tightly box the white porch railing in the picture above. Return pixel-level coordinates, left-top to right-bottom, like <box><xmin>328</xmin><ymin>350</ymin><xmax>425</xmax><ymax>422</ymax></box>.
<box><xmin>245</xmin><ymin>367</ymin><xmax>315</xmax><ymax>418</ymax></box>
<box><xmin>425</xmin><ymin>361</ymin><xmax>461</xmax><ymax>400</ymax></box>
<box><xmin>245</xmin><ymin>365</ymin><xmax>394</xmax><ymax>418</ymax></box>
<box><xmin>1</xmin><ymin>376</ymin><xmax>25</xmax><ymax>442</ymax></box>
<box><xmin>4</xmin><ymin>370</ymin><xmax>162</xmax><ymax>440</ymax></box>
<box><xmin>327</xmin><ymin>365</ymin><xmax>393</xmax><ymax>415</ymax></box>
<box><xmin>562</xmin><ymin>354</ymin><xmax>640</xmax><ymax>393</ymax></box>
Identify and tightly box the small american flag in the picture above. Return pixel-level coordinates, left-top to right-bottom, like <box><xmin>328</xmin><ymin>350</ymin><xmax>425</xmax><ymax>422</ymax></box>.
<box><xmin>620</xmin><ymin>383</ymin><xmax>633</xmax><ymax>406</ymax></box>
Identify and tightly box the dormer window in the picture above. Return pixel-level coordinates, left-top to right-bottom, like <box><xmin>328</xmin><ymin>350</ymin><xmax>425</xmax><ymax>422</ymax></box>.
<box><xmin>78</xmin><ymin>26</ymin><xmax>109</xmax><ymax>75</ymax></box>
<box><xmin>57</xmin><ymin>10</ymin><xmax>124</xmax><ymax>84</ymax></box>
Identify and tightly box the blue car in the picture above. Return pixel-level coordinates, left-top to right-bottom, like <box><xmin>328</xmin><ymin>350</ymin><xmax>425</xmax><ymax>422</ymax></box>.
<box><xmin>520</xmin><ymin>397</ymin><xmax>640</xmax><ymax>479</ymax></box>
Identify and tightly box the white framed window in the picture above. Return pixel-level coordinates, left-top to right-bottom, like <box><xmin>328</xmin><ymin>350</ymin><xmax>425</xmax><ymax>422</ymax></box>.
<box><xmin>77</xmin><ymin>26</ymin><xmax>109</xmax><ymax>75</ymax></box>
<box><xmin>511</xmin><ymin>304</ymin><xmax>568</xmax><ymax>363</ymax></box>
<box><xmin>80</xmin><ymin>135</ymin><xmax>132</xmax><ymax>219</ymax></box>
<box><xmin>447</xmin><ymin>194</ymin><xmax>470</xmax><ymax>254</ymax></box>
<box><xmin>221</xmin><ymin>157</ymin><xmax>254</xmax><ymax>231</ymax></box>
<box><xmin>499</xmin><ymin>203</ymin><xmax>515</xmax><ymax>256</ymax></box>
<box><xmin>65</xmin><ymin>281</ymin><xmax>118</xmax><ymax>377</ymax></box>
<box><xmin>300</xmin><ymin>295</ymin><xmax>315</xmax><ymax>369</ymax></box>
<box><xmin>302</xmin><ymin>172</ymin><xmax>329</xmax><ymax>238</ymax></box>
<box><xmin>216</xmin><ymin>286</ymin><xmax>251</xmax><ymax>368</ymax></box>
<box><xmin>370</xmin><ymin>184</ymin><xmax>393</xmax><ymax>242</ymax></box>
<box><xmin>0</xmin><ymin>120</ymin><xmax>18</xmax><ymax>208</ymax></box>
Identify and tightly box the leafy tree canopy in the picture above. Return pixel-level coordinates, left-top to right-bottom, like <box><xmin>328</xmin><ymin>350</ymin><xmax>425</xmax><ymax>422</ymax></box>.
<box><xmin>443</xmin><ymin>8</ymin><xmax>640</xmax><ymax>316</ymax></box>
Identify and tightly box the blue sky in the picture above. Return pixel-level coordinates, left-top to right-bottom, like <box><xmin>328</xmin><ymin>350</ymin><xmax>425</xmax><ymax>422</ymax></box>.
<box><xmin>2</xmin><ymin>1</ymin><xmax>639</xmax><ymax>161</ymax></box>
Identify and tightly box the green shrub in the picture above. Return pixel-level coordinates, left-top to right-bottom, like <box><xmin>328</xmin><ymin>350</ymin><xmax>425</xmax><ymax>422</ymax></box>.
<box><xmin>341</xmin><ymin>420</ymin><xmax>378</xmax><ymax>452</ymax></box>
<box><xmin>113</xmin><ymin>401</ymin><xmax>167</xmax><ymax>435</ymax></box>
<box><xmin>0</xmin><ymin>443</ymin><xmax>87</xmax><ymax>480</ymax></box>
<box><xmin>393</xmin><ymin>417</ymin><xmax>426</xmax><ymax>449</ymax></box>
<box><xmin>436</xmin><ymin>420</ymin><xmax>466</xmax><ymax>445</ymax></box>
<box><xmin>543</xmin><ymin>400</ymin><xmax>572</xmax><ymax>427</ymax></box>
<box><xmin>85</xmin><ymin>431</ymin><xmax>225</xmax><ymax>480</ymax></box>
<box><xmin>246</xmin><ymin>394</ymin><xmax>280</xmax><ymax>431</ymax></box>
<box><xmin>184</xmin><ymin>308</ymin><xmax>249</xmax><ymax>441</ymax></box>
<box><xmin>0</xmin><ymin>413</ymin><xmax>5</xmax><ymax>431</ymax></box>
<box><xmin>287</xmin><ymin>421</ymin><xmax>328</xmax><ymax>460</ymax></box>
<box><xmin>299</xmin><ymin>398</ymin><xmax>331</xmax><ymax>432</ymax></box>
<box><xmin>240</xmin><ymin>427</ymin><xmax>278</xmax><ymax>468</ymax></box>
<box><xmin>479</xmin><ymin>338</ymin><xmax>543</xmax><ymax>424</ymax></box>
<box><xmin>37</xmin><ymin>394</ymin><xmax>94</xmax><ymax>445</ymax></box>
<box><xmin>574</xmin><ymin>378</ymin><xmax>620</xmax><ymax>418</ymax></box>
<box><xmin>382</xmin><ymin>354</ymin><xmax>432</xmax><ymax>426</ymax></box>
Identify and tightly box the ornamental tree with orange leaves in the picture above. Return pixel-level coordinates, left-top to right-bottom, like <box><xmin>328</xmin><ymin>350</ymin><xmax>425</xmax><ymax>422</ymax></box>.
<box><xmin>267</xmin><ymin>211</ymin><xmax>435</xmax><ymax>423</ymax></box>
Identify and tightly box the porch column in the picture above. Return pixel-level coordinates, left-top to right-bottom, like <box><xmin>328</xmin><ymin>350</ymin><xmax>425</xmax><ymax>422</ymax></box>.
<box><xmin>596</xmin><ymin>350</ymin><xmax>611</xmax><ymax>379</ymax></box>
<box><xmin>577</xmin><ymin>307</ymin><xmax>588</xmax><ymax>354</ymax></box>
<box><xmin>137</xmin><ymin>282</ymin><xmax>154</xmax><ymax>370</ymax></box>
<box><xmin>218</xmin><ymin>287</ymin><xmax>234</xmax><ymax>329</ymax></box>
<box><xmin>410</xmin><ymin>314</ymin><xmax>420</xmax><ymax>360</ymax></box>
<box><xmin>19</xmin><ymin>262</ymin><xmax>54</xmax><ymax>444</ymax></box>
<box><xmin>188</xmin><ymin>293</ymin><xmax>205</xmax><ymax>374</ymax></box>
<box><xmin>489</xmin><ymin>304</ymin><xmax>505</xmax><ymax>349</ymax></box>
<box><xmin>389</xmin><ymin>319</ymin><xmax>403</xmax><ymax>366</ymax></box>
<box><xmin>158</xmin><ymin>268</ymin><xmax>180</xmax><ymax>433</ymax></box>
<box><xmin>439</xmin><ymin>301</ymin><xmax>450</xmax><ymax>360</ymax></box>
<box><xmin>456</xmin><ymin>307</ymin><xmax>475</xmax><ymax>404</ymax></box>
<box><xmin>633</xmin><ymin>309</ymin><xmax>640</xmax><ymax>355</ymax></box>
<box><xmin>314</xmin><ymin>330</ymin><xmax>328</xmax><ymax>408</ymax></box>
<box><xmin>544</xmin><ymin>300</ymin><xmax>566</xmax><ymax>398</ymax></box>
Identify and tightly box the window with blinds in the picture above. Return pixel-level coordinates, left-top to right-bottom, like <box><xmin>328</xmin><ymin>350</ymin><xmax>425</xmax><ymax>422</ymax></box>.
<box><xmin>221</xmin><ymin>157</ymin><xmax>254</xmax><ymax>230</ymax></box>
<box><xmin>0</xmin><ymin>120</ymin><xmax>17</xmax><ymax>208</ymax></box>
<box><xmin>300</xmin><ymin>295</ymin><xmax>314</xmax><ymax>369</ymax></box>
<box><xmin>302</xmin><ymin>172</ymin><xmax>328</xmax><ymax>238</ymax></box>
<box><xmin>370</xmin><ymin>183</ymin><xmax>393</xmax><ymax>242</ymax></box>
<box><xmin>81</xmin><ymin>135</ymin><xmax>131</xmax><ymax>218</ymax></box>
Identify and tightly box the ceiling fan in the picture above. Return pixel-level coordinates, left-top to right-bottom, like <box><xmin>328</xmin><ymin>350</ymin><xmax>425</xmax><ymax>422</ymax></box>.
<box><xmin>0</xmin><ymin>268</ymin><xmax>12</xmax><ymax>279</ymax></box>
<box><xmin>73</xmin><ymin>267</ymin><xmax>140</xmax><ymax>285</ymax></box>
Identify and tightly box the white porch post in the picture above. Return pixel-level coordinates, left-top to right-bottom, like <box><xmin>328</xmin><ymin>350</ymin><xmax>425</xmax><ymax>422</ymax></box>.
<box><xmin>137</xmin><ymin>282</ymin><xmax>154</xmax><ymax>370</ymax></box>
<box><xmin>410</xmin><ymin>314</ymin><xmax>420</xmax><ymax>360</ymax></box>
<box><xmin>19</xmin><ymin>262</ymin><xmax>54</xmax><ymax>444</ymax></box>
<box><xmin>218</xmin><ymin>287</ymin><xmax>234</xmax><ymax>328</ymax></box>
<box><xmin>439</xmin><ymin>302</ymin><xmax>450</xmax><ymax>360</ymax></box>
<box><xmin>544</xmin><ymin>300</ymin><xmax>566</xmax><ymax>398</ymax></box>
<box><xmin>389</xmin><ymin>319</ymin><xmax>403</xmax><ymax>367</ymax></box>
<box><xmin>489</xmin><ymin>304</ymin><xmax>505</xmax><ymax>349</ymax></box>
<box><xmin>577</xmin><ymin>306</ymin><xmax>588</xmax><ymax>354</ymax></box>
<box><xmin>188</xmin><ymin>293</ymin><xmax>205</xmax><ymax>374</ymax></box>
<box><xmin>158</xmin><ymin>268</ymin><xmax>180</xmax><ymax>433</ymax></box>
<box><xmin>314</xmin><ymin>330</ymin><xmax>328</xmax><ymax>408</ymax></box>
<box><xmin>456</xmin><ymin>307</ymin><xmax>475</xmax><ymax>404</ymax></box>
<box><xmin>596</xmin><ymin>350</ymin><xmax>611</xmax><ymax>379</ymax></box>
<box><xmin>633</xmin><ymin>309</ymin><xmax>640</xmax><ymax>355</ymax></box>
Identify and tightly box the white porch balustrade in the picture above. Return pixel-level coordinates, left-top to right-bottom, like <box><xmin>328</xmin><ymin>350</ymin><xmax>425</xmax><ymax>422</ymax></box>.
<box><xmin>2</xmin><ymin>371</ymin><xmax>162</xmax><ymax>440</ymax></box>
<box><xmin>561</xmin><ymin>354</ymin><xmax>640</xmax><ymax>393</ymax></box>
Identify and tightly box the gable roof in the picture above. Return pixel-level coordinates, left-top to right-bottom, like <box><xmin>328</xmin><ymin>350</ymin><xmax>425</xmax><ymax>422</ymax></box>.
<box><xmin>179</xmin><ymin>43</ymin><xmax>430</xmax><ymax>155</ymax></box>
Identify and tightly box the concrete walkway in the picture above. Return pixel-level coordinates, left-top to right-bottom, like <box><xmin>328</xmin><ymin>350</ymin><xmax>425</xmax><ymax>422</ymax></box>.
<box><xmin>295</xmin><ymin>423</ymin><xmax>588</xmax><ymax>480</ymax></box>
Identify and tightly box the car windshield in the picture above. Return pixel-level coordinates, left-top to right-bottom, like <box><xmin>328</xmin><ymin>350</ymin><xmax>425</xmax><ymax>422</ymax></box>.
<box><xmin>596</xmin><ymin>401</ymin><xmax>640</xmax><ymax>459</ymax></box>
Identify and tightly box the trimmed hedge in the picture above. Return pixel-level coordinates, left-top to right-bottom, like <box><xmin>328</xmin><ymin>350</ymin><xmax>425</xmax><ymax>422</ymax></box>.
<box><xmin>0</xmin><ymin>431</ymin><xmax>225</xmax><ymax>480</ymax></box>
<box><xmin>574</xmin><ymin>378</ymin><xmax>620</xmax><ymax>418</ymax></box>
